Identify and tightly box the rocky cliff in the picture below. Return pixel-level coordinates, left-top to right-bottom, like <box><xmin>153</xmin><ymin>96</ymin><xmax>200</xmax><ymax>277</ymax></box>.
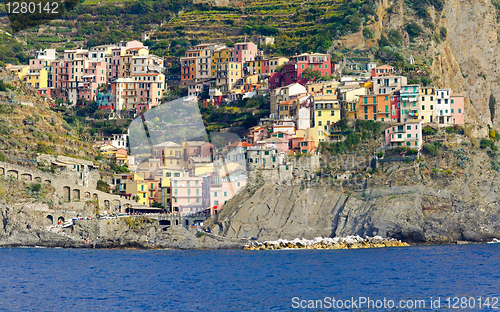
<box><xmin>0</xmin><ymin>203</ymin><xmax>244</xmax><ymax>249</ymax></box>
<box><xmin>206</xmin><ymin>139</ymin><xmax>500</xmax><ymax>244</ymax></box>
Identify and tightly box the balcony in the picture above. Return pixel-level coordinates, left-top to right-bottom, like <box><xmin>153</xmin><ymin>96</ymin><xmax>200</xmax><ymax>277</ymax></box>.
<box><xmin>408</xmin><ymin>110</ymin><xmax>419</xmax><ymax>118</ymax></box>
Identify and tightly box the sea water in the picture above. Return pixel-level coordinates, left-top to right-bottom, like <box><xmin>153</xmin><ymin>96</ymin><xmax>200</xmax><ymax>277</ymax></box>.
<box><xmin>0</xmin><ymin>244</ymin><xmax>499</xmax><ymax>311</ymax></box>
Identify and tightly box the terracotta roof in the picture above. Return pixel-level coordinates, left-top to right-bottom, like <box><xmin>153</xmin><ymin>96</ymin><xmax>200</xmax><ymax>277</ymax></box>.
<box><xmin>228</xmin><ymin>141</ymin><xmax>254</xmax><ymax>148</ymax></box>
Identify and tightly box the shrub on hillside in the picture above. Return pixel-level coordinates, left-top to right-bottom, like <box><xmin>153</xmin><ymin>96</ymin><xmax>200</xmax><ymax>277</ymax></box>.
<box><xmin>97</xmin><ymin>180</ymin><xmax>109</xmax><ymax>193</ymax></box>
<box><xmin>422</xmin><ymin>143</ymin><xmax>438</xmax><ymax>156</ymax></box>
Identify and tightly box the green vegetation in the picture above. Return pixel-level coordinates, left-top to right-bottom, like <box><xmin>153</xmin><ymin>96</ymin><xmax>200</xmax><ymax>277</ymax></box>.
<box><xmin>422</xmin><ymin>126</ymin><xmax>438</xmax><ymax>136</ymax></box>
<box><xmin>109</xmin><ymin>161</ymin><xmax>130</xmax><ymax>174</ymax></box>
<box><xmin>406</xmin><ymin>23</ymin><xmax>423</xmax><ymax>41</ymax></box>
<box><xmin>422</xmin><ymin>142</ymin><xmax>441</xmax><ymax>156</ymax></box>
<box><xmin>97</xmin><ymin>180</ymin><xmax>110</xmax><ymax>193</ymax></box>
<box><xmin>200</xmin><ymin>96</ymin><xmax>269</xmax><ymax>131</ymax></box>
<box><xmin>480</xmin><ymin>138</ymin><xmax>495</xmax><ymax>149</ymax></box>
<box><xmin>318</xmin><ymin>120</ymin><xmax>381</xmax><ymax>155</ymax></box>
<box><xmin>445</xmin><ymin>125</ymin><xmax>464</xmax><ymax>134</ymax></box>
<box><xmin>489</xmin><ymin>94</ymin><xmax>496</xmax><ymax>122</ymax></box>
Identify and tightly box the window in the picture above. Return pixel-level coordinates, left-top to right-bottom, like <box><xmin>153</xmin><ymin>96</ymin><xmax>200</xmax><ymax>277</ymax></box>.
<box><xmin>398</xmin><ymin>134</ymin><xmax>402</xmax><ymax>138</ymax></box>
<box><xmin>331</xmin><ymin>110</ymin><xmax>335</xmax><ymax>116</ymax></box>
<box><xmin>385</xmin><ymin>96</ymin><xmax>389</xmax><ymax>101</ymax></box>
<box><xmin>451</xmin><ymin>109</ymin><xmax>454</xmax><ymax>113</ymax></box>
<box><xmin>422</xmin><ymin>97</ymin><xmax>425</xmax><ymax>101</ymax></box>
<box><xmin>364</xmin><ymin>97</ymin><xmax>367</xmax><ymax>104</ymax></box>
<box><xmin>451</xmin><ymin>99</ymin><xmax>454</xmax><ymax>104</ymax></box>
<box><xmin>318</xmin><ymin>121</ymin><xmax>322</xmax><ymax>126</ymax></box>
<box><xmin>224</xmin><ymin>192</ymin><xmax>227</xmax><ymax>197</ymax></box>
<box><xmin>430</xmin><ymin>105</ymin><xmax>433</xmax><ymax>110</ymax></box>
<box><xmin>318</xmin><ymin>111</ymin><xmax>322</xmax><ymax>117</ymax></box>
<box><xmin>407</xmin><ymin>134</ymin><xmax>411</xmax><ymax>138</ymax></box>
<box><xmin>214</xmin><ymin>192</ymin><xmax>217</xmax><ymax>197</ymax></box>
<box><xmin>459</xmin><ymin>109</ymin><xmax>462</xmax><ymax>113</ymax></box>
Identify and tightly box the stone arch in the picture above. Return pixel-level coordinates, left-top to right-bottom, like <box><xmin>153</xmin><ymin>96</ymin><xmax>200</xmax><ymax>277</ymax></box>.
<box><xmin>185</xmin><ymin>219</ymin><xmax>189</xmax><ymax>226</ymax></box>
<box><xmin>72</xmin><ymin>189</ymin><xmax>81</xmax><ymax>201</ymax></box>
<box><xmin>159</xmin><ymin>220</ymin><xmax>171</xmax><ymax>226</ymax></box>
<box><xmin>20</xmin><ymin>173</ymin><xmax>32</xmax><ymax>181</ymax></box>
<box><xmin>47</xmin><ymin>215</ymin><xmax>53</xmax><ymax>225</ymax></box>
<box><xmin>84</xmin><ymin>192</ymin><xmax>91</xmax><ymax>199</ymax></box>
<box><xmin>44</xmin><ymin>180</ymin><xmax>51</xmax><ymax>184</ymax></box>
<box><xmin>34</xmin><ymin>177</ymin><xmax>41</xmax><ymax>182</ymax></box>
<box><xmin>112</xmin><ymin>199</ymin><xmax>121</xmax><ymax>211</ymax></box>
<box><xmin>57</xmin><ymin>216</ymin><xmax>65</xmax><ymax>224</ymax></box>
<box><xmin>175</xmin><ymin>219</ymin><xmax>179</xmax><ymax>225</ymax></box>
<box><xmin>63</xmin><ymin>186</ymin><xmax>71</xmax><ymax>202</ymax></box>
<box><xmin>7</xmin><ymin>170</ymin><xmax>18</xmax><ymax>179</ymax></box>
<box><xmin>104</xmin><ymin>200</ymin><xmax>110</xmax><ymax>209</ymax></box>
<box><xmin>0</xmin><ymin>167</ymin><xmax>4</xmax><ymax>175</ymax></box>
<box><xmin>92</xmin><ymin>193</ymin><xmax>98</xmax><ymax>201</ymax></box>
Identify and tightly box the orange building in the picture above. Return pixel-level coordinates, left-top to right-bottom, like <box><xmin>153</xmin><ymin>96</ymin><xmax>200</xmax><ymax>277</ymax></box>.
<box><xmin>359</xmin><ymin>94</ymin><xmax>392</xmax><ymax>121</ymax></box>
<box><xmin>180</xmin><ymin>49</ymin><xmax>201</xmax><ymax>82</ymax></box>
<box><xmin>371</xmin><ymin>65</ymin><xmax>395</xmax><ymax>78</ymax></box>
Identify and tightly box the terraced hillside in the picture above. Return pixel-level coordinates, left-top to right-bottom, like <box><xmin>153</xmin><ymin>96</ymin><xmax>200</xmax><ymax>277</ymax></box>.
<box><xmin>0</xmin><ymin>0</ymin><xmax>375</xmax><ymax>60</ymax></box>
<box><xmin>0</xmin><ymin>68</ymin><xmax>95</xmax><ymax>160</ymax></box>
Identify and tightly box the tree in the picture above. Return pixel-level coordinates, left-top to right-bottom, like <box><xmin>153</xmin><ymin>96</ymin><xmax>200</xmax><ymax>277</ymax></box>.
<box><xmin>490</xmin><ymin>94</ymin><xmax>496</xmax><ymax>122</ymax></box>
<box><xmin>97</xmin><ymin>180</ymin><xmax>110</xmax><ymax>193</ymax></box>
<box><xmin>302</xmin><ymin>68</ymin><xmax>322</xmax><ymax>80</ymax></box>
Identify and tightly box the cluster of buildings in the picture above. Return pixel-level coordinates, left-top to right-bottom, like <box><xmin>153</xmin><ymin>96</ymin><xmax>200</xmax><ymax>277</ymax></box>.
<box><xmin>7</xmin><ymin>40</ymin><xmax>167</xmax><ymax>116</ymax></box>
<box><xmin>94</xmin><ymin>137</ymin><xmax>247</xmax><ymax>214</ymax></box>
<box><xmin>7</xmin><ymin>40</ymin><xmax>470</xmax><ymax>213</ymax></box>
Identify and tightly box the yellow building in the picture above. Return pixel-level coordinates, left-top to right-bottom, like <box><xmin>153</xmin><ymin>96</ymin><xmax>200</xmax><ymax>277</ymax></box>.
<box><xmin>153</xmin><ymin>142</ymin><xmax>185</xmax><ymax>169</ymax></box>
<box><xmin>154</xmin><ymin>167</ymin><xmax>185</xmax><ymax>208</ymax></box>
<box><xmin>126</xmin><ymin>181</ymin><xmax>149</xmax><ymax>206</ymax></box>
<box><xmin>339</xmin><ymin>85</ymin><xmax>367</xmax><ymax>119</ymax></box>
<box><xmin>6</xmin><ymin>64</ymin><xmax>30</xmax><ymax>81</ymax></box>
<box><xmin>211</xmin><ymin>47</ymin><xmax>231</xmax><ymax>78</ymax></box>
<box><xmin>313</xmin><ymin>95</ymin><xmax>341</xmax><ymax>142</ymax></box>
<box><xmin>215</xmin><ymin>61</ymin><xmax>242</xmax><ymax>92</ymax></box>
<box><xmin>269</xmin><ymin>56</ymin><xmax>289</xmax><ymax>73</ymax></box>
<box><xmin>120</xmin><ymin>47</ymin><xmax>149</xmax><ymax>78</ymax></box>
<box><xmin>24</xmin><ymin>68</ymin><xmax>48</xmax><ymax>89</ymax></box>
<box><xmin>419</xmin><ymin>86</ymin><xmax>436</xmax><ymax>123</ymax></box>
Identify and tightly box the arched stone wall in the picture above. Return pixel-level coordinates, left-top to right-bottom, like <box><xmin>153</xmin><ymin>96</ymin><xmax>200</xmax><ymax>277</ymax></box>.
<box><xmin>7</xmin><ymin>170</ymin><xmax>18</xmax><ymax>179</ymax></box>
<box><xmin>63</xmin><ymin>186</ymin><xmax>71</xmax><ymax>202</ymax></box>
<box><xmin>72</xmin><ymin>189</ymin><xmax>81</xmax><ymax>201</ymax></box>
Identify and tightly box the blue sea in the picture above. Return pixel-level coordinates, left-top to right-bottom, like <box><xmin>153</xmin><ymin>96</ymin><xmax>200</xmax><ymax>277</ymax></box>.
<box><xmin>0</xmin><ymin>244</ymin><xmax>499</xmax><ymax>311</ymax></box>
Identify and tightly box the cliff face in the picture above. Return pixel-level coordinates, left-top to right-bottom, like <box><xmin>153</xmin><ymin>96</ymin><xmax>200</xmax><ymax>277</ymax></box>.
<box><xmin>336</xmin><ymin>0</ymin><xmax>500</xmax><ymax>127</ymax></box>
<box><xmin>207</xmin><ymin>143</ymin><xmax>500</xmax><ymax>243</ymax></box>
<box><xmin>439</xmin><ymin>0</ymin><xmax>500</xmax><ymax>126</ymax></box>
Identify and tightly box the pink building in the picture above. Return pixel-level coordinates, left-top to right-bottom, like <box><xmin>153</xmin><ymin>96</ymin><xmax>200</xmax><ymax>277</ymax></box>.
<box><xmin>385</xmin><ymin>119</ymin><xmax>423</xmax><ymax>149</ymax></box>
<box><xmin>281</xmin><ymin>53</ymin><xmax>331</xmax><ymax>86</ymax></box>
<box><xmin>248</xmin><ymin>126</ymin><xmax>269</xmax><ymax>145</ymax></box>
<box><xmin>79</xmin><ymin>61</ymin><xmax>107</xmax><ymax>101</ymax></box>
<box><xmin>256</xmin><ymin>137</ymin><xmax>290</xmax><ymax>152</ymax></box>
<box><xmin>232</xmin><ymin>42</ymin><xmax>258</xmax><ymax>63</ymax></box>
<box><xmin>451</xmin><ymin>93</ymin><xmax>465</xmax><ymax>125</ymax></box>
<box><xmin>171</xmin><ymin>175</ymin><xmax>203</xmax><ymax>213</ymax></box>
<box><xmin>134</xmin><ymin>73</ymin><xmax>166</xmax><ymax>111</ymax></box>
